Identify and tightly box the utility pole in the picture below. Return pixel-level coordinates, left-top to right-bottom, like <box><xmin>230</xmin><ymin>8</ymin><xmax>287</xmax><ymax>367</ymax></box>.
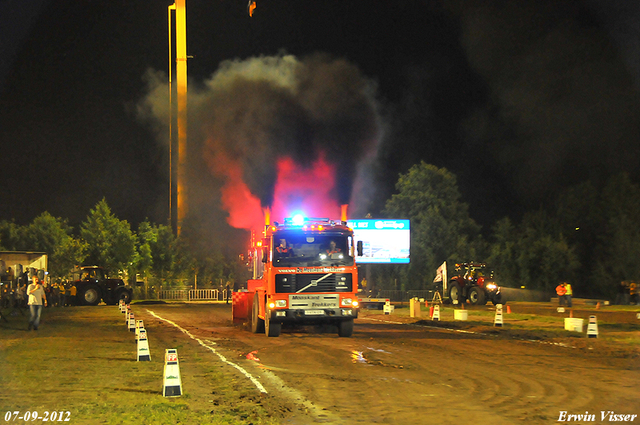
<box><xmin>168</xmin><ymin>0</ymin><xmax>188</xmax><ymax>235</ymax></box>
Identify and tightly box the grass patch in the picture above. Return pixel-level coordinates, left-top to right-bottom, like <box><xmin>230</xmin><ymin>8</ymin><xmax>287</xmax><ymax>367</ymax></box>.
<box><xmin>0</xmin><ymin>307</ymin><xmax>286</xmax><ymax>424</ymax></box>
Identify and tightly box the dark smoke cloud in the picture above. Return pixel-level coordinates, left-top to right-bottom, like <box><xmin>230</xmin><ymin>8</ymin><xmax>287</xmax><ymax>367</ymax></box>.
<box><xmin>190</xmin><ymin>53</ymin><xmax>381</xmax><ymax>206</ymax></box>
<box><xmin>451</xmin><ymin>1</ymin><xmax>640</xmax><ymax>206</ymax></box>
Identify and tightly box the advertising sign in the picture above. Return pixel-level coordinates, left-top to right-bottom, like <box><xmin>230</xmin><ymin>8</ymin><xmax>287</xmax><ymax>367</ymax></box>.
<box><xmin>348</xmin><ymin>219</ymin><xmax>410</xmax><ymax>264</ymax></box>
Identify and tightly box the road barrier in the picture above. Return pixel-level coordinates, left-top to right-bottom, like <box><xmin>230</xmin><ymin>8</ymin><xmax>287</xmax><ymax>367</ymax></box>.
<box><xmin>158</xmin><ymin>289</ymin><xmax>230</xmax><ymax>301</ymax></box>
<box><xmin>564</xmin><ymin>318</ymin><xmax>584</xmax><ymax>332</ymax></box>
<box><xmin>409</xmin><ymin>298</ymin><xmax>421</xmax><ymax>318</ymax></box>
<box><xmin>454</xmin><ymin>309</ymin><xmax>468</xmax><ymax>321</ymax></box>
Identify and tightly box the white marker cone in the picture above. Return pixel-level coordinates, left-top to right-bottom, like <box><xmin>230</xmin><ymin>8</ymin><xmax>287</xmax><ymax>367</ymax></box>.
<box><xmin>586</xmin><ymin>315</ymin><xmax>599</xmax><ymax>338</ymax></box>
<box><xmin>128</xmin><ymin>314</ymin><xmax>136</xmax><ymax>332</ymax></box>
<box><xmin>432</xmin><ymin>304</ymin><xmax>440</xmax><ymax>321</ymax></box>
<box><xmin>163</xmin><ymin>349</ymin><xmax>182</xmax><ymax>397</ymax></box>
<box><xmin>135</xmin><ymin>320</ymin><xmax>144</xmax><ymax>342</ymax></box>
<box><xmin>137</xmin><ymin>329</ymin><xmax>151</xmax><ymax>361</ymax></box>
<box><xmin>494</xmin><ymin>304</ymin><xmax>503</xmax><ymax>327</ymax></box>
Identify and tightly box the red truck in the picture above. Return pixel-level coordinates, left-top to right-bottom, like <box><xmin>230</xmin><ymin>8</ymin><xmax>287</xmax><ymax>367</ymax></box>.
<box><xmin>234</xmin><ymin>213</ymin><xmax>360</xmax><ymax>337</ymax></box>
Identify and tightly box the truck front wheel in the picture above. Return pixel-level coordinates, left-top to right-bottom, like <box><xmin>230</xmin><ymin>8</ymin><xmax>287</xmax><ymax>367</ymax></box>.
<box><xmin>250</xmin><ymin>294</ymin><xmax>264</xmax><ymax>334</ymax></box>
<box><xmin>79</xmin><ymin>284</ymin><xmax>101</xmax><ymax>306</ymax></box>
<box><xmin>265</xmin><ymin>306</ymin><xmax>281</xmax><ymax>337</ymax></box>
<box><xmin>338</xmin><ymin>318</ymin><xmax>354</xmax><ymax>337</ymax></box>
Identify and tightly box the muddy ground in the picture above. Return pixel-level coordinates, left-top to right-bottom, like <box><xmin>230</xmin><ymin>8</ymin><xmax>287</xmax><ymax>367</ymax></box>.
<box><xmin>131</xmin><ymin>301</ymin><xmax>640</xmax><ymax>424</ymax></box>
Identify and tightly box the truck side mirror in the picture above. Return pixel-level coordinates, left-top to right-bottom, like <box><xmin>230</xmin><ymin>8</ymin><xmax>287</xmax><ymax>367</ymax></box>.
<box><xmin>357</xmin><ymin>240</ymin><xmax>363</xmax><ymax>257</ymax></box>
<box><xmin>262</xmin><ymin>247</ymin><xmax>269</xmax><ymax>263</ymax></box>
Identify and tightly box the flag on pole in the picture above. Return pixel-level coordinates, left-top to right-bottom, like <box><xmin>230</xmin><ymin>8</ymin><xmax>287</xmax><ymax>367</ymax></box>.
<box><xmin>433</xmin><ymin>261</ymin><xmax>448</xmax><ymax>294</ymax></box>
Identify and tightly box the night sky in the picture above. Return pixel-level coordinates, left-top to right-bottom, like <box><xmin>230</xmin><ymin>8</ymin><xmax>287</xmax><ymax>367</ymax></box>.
<box><xmin>2</xmin><ymin>0</ymin><xmax>640</xmax><ymax>233</ymax></box>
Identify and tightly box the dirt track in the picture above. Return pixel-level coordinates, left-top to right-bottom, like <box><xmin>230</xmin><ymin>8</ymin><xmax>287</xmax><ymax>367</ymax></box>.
<box><xmin>135</xmin><ymin>302</ymin><xmax>640</xmax><ymax>424</ymax></box>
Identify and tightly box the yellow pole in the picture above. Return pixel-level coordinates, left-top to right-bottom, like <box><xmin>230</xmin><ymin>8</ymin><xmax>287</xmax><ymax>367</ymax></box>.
<box><xmin>168</xmin><ymin>4</ymin><xmax>175</xmax><ymax>231</ymax></box>
<box><xmin>175</xmin><ymin>0</ymin><xmax>188</xmax><ymax>235</ymax></box>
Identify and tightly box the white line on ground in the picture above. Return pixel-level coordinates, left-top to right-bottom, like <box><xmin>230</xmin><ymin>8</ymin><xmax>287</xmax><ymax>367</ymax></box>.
<box><xmin>146</xmin><ymin>309</ymin><xmax>268</xmax><ymax>393</ymax></box>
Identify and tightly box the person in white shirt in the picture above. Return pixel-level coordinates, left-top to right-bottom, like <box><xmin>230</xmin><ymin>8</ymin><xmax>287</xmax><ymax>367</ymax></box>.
<box><xmin>27</xmin><ymin>275</ymin><xmax>47</xmax><ymax>330</ymax></box>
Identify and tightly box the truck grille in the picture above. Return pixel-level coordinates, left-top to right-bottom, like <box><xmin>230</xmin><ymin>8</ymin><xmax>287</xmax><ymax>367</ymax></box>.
<box><xmin>275</xmin><ymin>273</ymin><xmax>352</xmax><ymax>293</ymax></box>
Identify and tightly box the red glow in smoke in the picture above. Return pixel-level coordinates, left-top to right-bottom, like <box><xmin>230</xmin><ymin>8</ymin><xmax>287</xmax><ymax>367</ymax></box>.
<box><xmin>209</xmin><ymin>150</ymin><xmax>263</xmax><ymax>231</ymax></box>
<box><xmin>212</xmin><ymin>151</ymin><xmax>341</xmax><ymax>232</ymax></box>
<box><xmin>271</xmin><ymin>156</ymin><xmax>341</xmax><ymax>223</ymax></box>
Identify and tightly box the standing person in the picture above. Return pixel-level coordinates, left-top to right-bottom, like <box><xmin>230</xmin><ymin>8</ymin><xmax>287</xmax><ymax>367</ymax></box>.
<box><xmin>555</xmin><ymin>282</ymin><xmax>567</xmax><ymax>306</ymax></box>
<box><xmin>225</xmin><ymin>281</ymin><xmax>231</xmax><ymax>304</ymax></box>
<box><xmin>27</xmin><ymin>275</ymin><xmax>47</xmax><ymax>330</ymax></box>
<box><xmin>51</xmin><ymin>282</ymin><xmax>60</xmax><ymax>307</ymax></box>
<box><xmin>68</xmin><ymin>282</ymin><xmax>76</xmax><ymax>306</ymax></box>
<box><xmin>58</xmin><ymin>281</ymin><xmax>67</xmax><ymax>307</ymax></box>
<box><xmin>630</xmin><ymin>281</ymin><xmax>638</xmax><ymax>305</ymax></box>
<box><xmin>564</xmin><ymin>282</ymin><xmax>573</xmax><ymax>308</ymax></box>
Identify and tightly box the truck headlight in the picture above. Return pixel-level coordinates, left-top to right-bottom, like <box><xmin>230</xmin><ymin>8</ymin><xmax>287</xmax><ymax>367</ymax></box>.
<box><xmin>341</xmin><ymin>298</ymin><xmax>353</xmax><ymax>306</ymax></box>
<box><xmin>275</xmin><ymin>299</ymin><xmax>287</xmax><ymax>308</ymax></box>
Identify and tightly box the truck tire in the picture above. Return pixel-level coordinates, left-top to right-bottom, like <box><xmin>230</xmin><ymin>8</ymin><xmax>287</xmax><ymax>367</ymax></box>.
<box><xmin>468</xmin><ymin>287</ymin><xmax>486</xmax><ymax>305</ymax></box>
<box><xmin>79</xmin><ymin>284</ymin><xmax>101</xmax><ymax>306</ymax></box>
<box><xmin>251</xmin><ymin>294</ymin><xmax>264</xmax><ymax>334</ymax></box>
<box><xmin>449</xmin><ymin>282</ymin><xmax>462</xmax><ymax>305</ymax></box>
<box><xmin>115</xmin><ymin>288</ymin><xmax>132</xmax><ymax>305</ymax></box>
<box><xmin>265</xmin><ymin>310</ymin><xmax>281</xmax><ymax>337</ymax></box>
<box><xmin>338</xmin><ymin>318</ymin><xmax>354</xmax><ymax>337</ymax></box>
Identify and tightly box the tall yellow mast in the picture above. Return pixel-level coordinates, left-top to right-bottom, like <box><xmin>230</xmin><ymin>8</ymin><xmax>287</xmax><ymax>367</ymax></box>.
<box><xmin>168</xmin><ymin>1</ymin><xmax>188</xmax><ymax>235</ymax></box>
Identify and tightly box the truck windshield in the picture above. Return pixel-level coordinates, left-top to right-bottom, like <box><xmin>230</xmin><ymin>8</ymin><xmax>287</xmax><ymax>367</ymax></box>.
<box><xmin>273</xmin><ymin>233</ymin><xmax>353</xmax><ymax>267</ymax></box>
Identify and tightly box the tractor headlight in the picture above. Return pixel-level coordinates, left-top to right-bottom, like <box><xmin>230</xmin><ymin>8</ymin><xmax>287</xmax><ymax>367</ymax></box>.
<box><xmin>486</xmin><ymin>283</ymin><xmax>497</xmax><ymax>290</ymax></box>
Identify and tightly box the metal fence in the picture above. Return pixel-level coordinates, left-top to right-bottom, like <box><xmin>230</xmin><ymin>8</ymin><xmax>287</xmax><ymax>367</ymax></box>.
<box><xmin>158</xmin><ymin>289</ymin><xmax>230</xmax><ymax>301</ymax></box>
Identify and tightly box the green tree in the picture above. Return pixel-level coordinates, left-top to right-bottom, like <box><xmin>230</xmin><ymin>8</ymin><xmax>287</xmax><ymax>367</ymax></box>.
<box><xmin>0</xmin><ymin>220</ymin><xmax>24</xmax><ymax>250</ymax></box>
<box><xmin>150</xmin><ymin>224</ymin><xmax>177</xmax><ymax>280</ymax></box>
<box><xmin>489</xmin><ymin>210</ymin><xmax>579</xmax><ymax>293</ymax></box>
<box><xmin>486</xmin><ymin>217</ymin><xmax>519</xmax><ymax>286</ymax></box>
<box><xmin>23</xmin><ymin>212</ymin><xmax>86</xmax><ymax>278</ymax></box>
<box><xmin>383</xmin><ymin>162</ymin><xmax>481</xmax><ymax>289</ymax></box>
<box><xmin>589</xmin><ymin>173</ymin><xmax>640</xmax><ymax>298</ymax></box>
<box><xmin>80</xmin><ymin>199</ymin><xmax>136</xmax><ymax>275</ymax></box>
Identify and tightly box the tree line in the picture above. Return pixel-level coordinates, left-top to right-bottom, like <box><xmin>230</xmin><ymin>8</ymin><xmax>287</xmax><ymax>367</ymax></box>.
<box><xmin>381</xmin><ymin>162</ymin><xmax>640</xmax><ymax>299</ymax></box>
<box><xmin>2</xmin><ymin>164</ymin><xmax>638</xmax><ymax>299</ymax></box>
<box><xmin>0</xmin><ymin>199</ymin><xmax>246</xmax><ymax>289</ymax></box>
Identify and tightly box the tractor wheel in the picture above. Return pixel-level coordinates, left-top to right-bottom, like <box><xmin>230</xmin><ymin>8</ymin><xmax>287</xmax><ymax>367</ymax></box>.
<box><xmin>251</xmin><ymin>294</ymin><xmax>265</xmax><ymax>334</ymax></box>
<box><xmin>79</xmin><ymin>284</ymin><xmax>101</xmax><ymax>306</ymax></box>
<box><xmin>338</xmin><ymin>318</ymin><xmax>354</xmax><ymax>337</ymax></box>
<box><xmin>115</xmin><ymin>288</ymin><xmax>132</xmax><ymax>305</ymax></box>
<box><xmin>468</xmin><ymin>287</ymin><xmax>487</xmax><ymax>305</ymax></box>
<box><xmin>449</xmin><ymin>282</ymin><xmax>463</xmax><ymax>305</ymax></box>
<box><xmin>492</xmin><ymin>292</ymin><xmax>504</xmax><ymax>305</ymax></box>
<box><xmin>265</xmin><ymin>306</ymin><xmax>281</xmax><ymax>337</ymax></box>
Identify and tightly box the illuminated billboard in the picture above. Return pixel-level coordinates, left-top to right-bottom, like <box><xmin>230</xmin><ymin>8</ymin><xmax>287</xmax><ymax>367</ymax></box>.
<box><xmin>347</xmin><ymin>219</ymin><xmax>410</xmax><ymax>264</ymax></box>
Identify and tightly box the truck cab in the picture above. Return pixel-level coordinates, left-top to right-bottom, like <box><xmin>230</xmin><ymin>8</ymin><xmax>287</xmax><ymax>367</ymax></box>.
<box><xmin>242</xmin><ymin>216</ymin><xmax>360</xmax><ymax>337</ymax></box>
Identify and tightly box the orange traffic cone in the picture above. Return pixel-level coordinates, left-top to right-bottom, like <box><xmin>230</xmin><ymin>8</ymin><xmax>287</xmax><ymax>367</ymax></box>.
<box><xmin>506</xmin><ymin>305</ymin><xmax>512</xmax><ymax>314</ymax></box>
<box><xmin>596</xmin><ymin>302</ymin><xmax>601</xmax><ymax>310</ymax></box>
<box><xmin>569</xmin><ymin>309</ymin><xmax>573</xmax><ymax>318</ymax></box>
